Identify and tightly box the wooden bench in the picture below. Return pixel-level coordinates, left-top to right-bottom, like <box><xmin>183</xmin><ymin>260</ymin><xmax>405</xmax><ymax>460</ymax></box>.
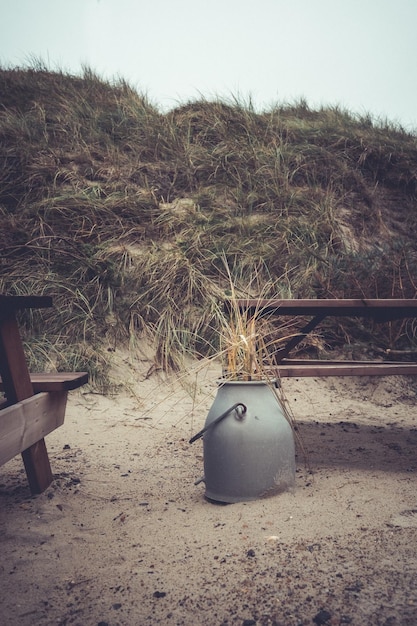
<box><xmin>228</xmin><ymin>298</ymin><xmax>417</xmax><ymax>378</ymax></box>
<box><xmin>0</xmin><ymin>295</ymin><xmax>88</xmax><ymax>494</ymax></box>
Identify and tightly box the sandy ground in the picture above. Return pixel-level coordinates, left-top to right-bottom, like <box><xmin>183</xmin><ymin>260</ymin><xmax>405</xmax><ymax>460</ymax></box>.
<box><xmin>1</xmin><ymin>352</ymin><xmax>417</xmax><ymax>626</ymax></box>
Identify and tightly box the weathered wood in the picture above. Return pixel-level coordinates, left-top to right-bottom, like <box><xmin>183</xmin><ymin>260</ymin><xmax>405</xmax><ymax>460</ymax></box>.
<box><xmin>0</xmin><ymin>372</ymin><xmax>89</xmax><ymax>394</ymax></box>
<box><xmin>0</xmin><ymin>310</ymin><xmax>53</xmax><ymax>493</ymax></box>
<box><xmin>275</xmin><ymin>362</ymin><xmax>417</xmax><ymax>377</ymax></box>
<box><xmin>0</xmin><ymin>314</ymin><xmax>34</xmax><ymax>403</ymax></box>
<box><xmin>281</xmin><ymin>358</ymin><xmax>412</xmax><ymax>366</ymax></box>
<box><xmin>231</xmin><ymin>298</ymin><xmax>417</xmax><ymax>380</ymax></box>
<box><xmin>0</xmin><ymin>295</ymin><xmax>53</xmax><ymax>317</ymax></box>
<box><xmin>21</xmin><ymin>439</ymin><xmax>53</xmax><ymax>493</ymax></box>
<box><xmin>231</xmin><ymin>298</ymin><xmax>417</xmax><ymax>322</ymax></box>
<box><xmin>0</xmin><ymin>392</ymin><xmax>67</xmax><ymax>466</ymax></box>
<box><xmin>0</xmin><ymin>295</ymin><xmax>88</xmax><ymax>494</ymax></box>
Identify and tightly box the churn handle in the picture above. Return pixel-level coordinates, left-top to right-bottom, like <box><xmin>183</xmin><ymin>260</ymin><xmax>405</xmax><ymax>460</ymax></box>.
<box><xmin>189</xmin><ymin>402</ymin><xmax>247</xmax><ymax>444</ymax></box>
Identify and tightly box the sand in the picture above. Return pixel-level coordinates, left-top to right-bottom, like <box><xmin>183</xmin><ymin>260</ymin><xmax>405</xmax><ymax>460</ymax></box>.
<box><xmin>1</xmin><ymin>352</ymin><xmax>417</xmax><ymax>626</ymax></box>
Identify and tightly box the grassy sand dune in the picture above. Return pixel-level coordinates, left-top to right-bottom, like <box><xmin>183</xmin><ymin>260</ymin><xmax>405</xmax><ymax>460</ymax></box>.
<box><xmin>1</xmin><ymin>65</ymin><xmax>417</xmax><ymax>385</ymax></box>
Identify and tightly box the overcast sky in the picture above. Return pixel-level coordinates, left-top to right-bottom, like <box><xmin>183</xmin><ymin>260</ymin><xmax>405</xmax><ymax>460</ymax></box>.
<box><xmin>1</xmin><ymin>0</ymin><xmax>416</xmax><ymax>130</ymax></box>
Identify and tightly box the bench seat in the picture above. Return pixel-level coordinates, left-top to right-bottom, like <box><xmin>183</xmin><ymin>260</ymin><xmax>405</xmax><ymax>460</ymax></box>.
<box><xmin>275</xmin><ymin>360</ymin><xmax>417</xmax><ymax>377</ymax></box>
<box><xmin>0</xmin><ymin>372</ymin><xmax>88</xmax><ymax>393</ymax></box>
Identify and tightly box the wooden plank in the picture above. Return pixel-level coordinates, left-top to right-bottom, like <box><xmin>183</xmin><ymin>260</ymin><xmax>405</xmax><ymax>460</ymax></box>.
<box><xmin>275</xmin><ymin>363</ymin><xmax>417</xmax><ymax>377</ymax></box>
<box><xmin>231</xmin><ymin>298</ymin><xmax>417</xmax><ymax>321</ymax></box>
<box><xmin>281</xmin><ymin>359</ymin><xmax>411</xmax><ymax>365</ymax></box>
<box><xmin>0</xmin><ymin>372</ymin><xmax>89</xmax><ymax>393</ymax></box>
<box><xmin>0</xmin><ymin>314</ymin><xmax>34</xmax><ymax>403</ymax></box>
<box><xmin>0</xmin><ymin>392</ymin><xmax>67</xmax><ymax>467</ymax></box>
<box><xmin>0</xmin><ymin>295</ymin><xmax>53</xmax><ymax>316</ymax></box>
<box><xmin>21</xmin><ymin>439</ymin><xmax>53</xmax><ymax>492</ymax></box>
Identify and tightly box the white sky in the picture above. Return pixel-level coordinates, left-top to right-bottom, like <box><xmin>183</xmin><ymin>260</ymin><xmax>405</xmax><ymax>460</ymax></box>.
<box><xmin>1</xmin><ymin>0</ymin><xmax>416</xmax><ymax>130</ymax></box>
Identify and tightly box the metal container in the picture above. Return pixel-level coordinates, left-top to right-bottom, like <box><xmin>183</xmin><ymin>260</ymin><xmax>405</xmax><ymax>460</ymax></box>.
<box><xmin>191</xmin><ymin>380</ymin><xmax>295</xmax><ymax>503</ymax></box>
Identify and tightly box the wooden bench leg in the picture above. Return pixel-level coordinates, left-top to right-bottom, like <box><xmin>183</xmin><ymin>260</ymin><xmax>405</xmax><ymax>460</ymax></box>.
<box><xmin>22</xmin><ymin>439</ymin><xmax>53</xmax><ymax>494</ymax></box>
